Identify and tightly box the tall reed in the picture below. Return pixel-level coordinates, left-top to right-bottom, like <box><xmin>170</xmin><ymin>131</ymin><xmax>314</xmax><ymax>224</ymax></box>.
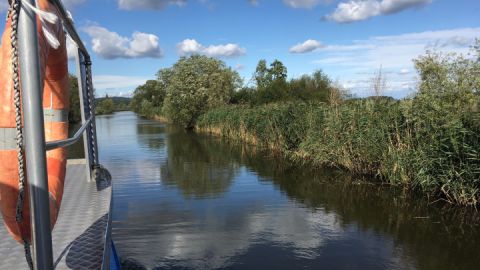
<box><xmin>197</xmin><ymin>97</ymin><xmax>480</xmax><ymax>206</ymax></box>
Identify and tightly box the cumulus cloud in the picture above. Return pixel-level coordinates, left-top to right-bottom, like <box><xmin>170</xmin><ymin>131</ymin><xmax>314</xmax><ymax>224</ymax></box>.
<box><xmin>399</xmin><ymin>68</ymin><xmax>409</xmax><ymax>75</ymax></box>
<box><xmin>325</xmin><ymin>0</ymin><xmax>432</xmax><ymax>23</ymax></box>
<box><xmin>83</xmin><ymin>25</ymin><xmax>163</xmax><ymax>59</ymax></box>
<box><xmin>93</xmin><ymin>75</ymin><xmax>152</xmax><ymax>90</ymax></box>
<box><xmin>176</xmin><ymin>39</ymin><xmax>246</xmax><ymax>58</ymax></box>
<box><xmin>289</xmin><ymin>39</ymin><xmax>325</xmax><ymax>53</ymax></box>
<box><xmin>283</xmin><ymin>0</ymin><xmax>333</xmax><ymax>9</ymax></box>
<box><xmin>114</xmin><ymin>197</ymin><xmax>343</xmax><ymax>269</ymax></box>
<box><xmin>235</xmin><ymin>64</ymin><xmax>245</xmax><ymax>70</ymax></box>
<box><xmin>93</xmin><ymin>75</ymin><xmax>153</xmax><ymax>97</ymax></box>
<box><xmin>118</xmin><ymin>0</ymin><xmax>187</xmax><ymax>10</ymax></box>
<box><xmin>312</xmin><ymin>27</ymin><xmax>479</xmax><ymax>96</ymax></box>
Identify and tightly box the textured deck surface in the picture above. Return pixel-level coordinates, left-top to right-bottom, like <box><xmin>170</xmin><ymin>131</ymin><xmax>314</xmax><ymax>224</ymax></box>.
<box><xmin>0</xmin><ymin>160</ymin><xmax>112</xmax><ymax>270</ymax></box>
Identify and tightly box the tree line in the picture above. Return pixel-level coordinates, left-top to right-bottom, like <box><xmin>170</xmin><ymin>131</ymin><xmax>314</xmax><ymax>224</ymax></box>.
<box><xmin>131</xmin><ymin>41</ymin><xmax>480</xmax><ymax>206</ymax></box>
<box><xmin>130</xmin><ymin>55</ymin><xmax>348</xmax><ymax>128</ymax></box>
<box><xmin>68</xmin><ymin>76</ymin><xmax>131</xmax><ymax>122</ymax></box>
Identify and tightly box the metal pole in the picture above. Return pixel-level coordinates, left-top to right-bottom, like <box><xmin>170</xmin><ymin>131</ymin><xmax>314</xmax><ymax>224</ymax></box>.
<box><xmin>49</xmin><ymin>0</ymin><xmax>90</xmax><ymax>57</ymax></box>
<box><xmin>86</xmin><ymin>64</ymin><xmax>100</xmax><ymax>166</ymax></box>
<box><xmin>18</xmin><ymin>1</ymin><xmax>54</xmax><ymax>269</ymax></box>
<box><xmin>74</xmin><ymin>47</ymin><xmax>93</xmax><ymax>181</ymax></box>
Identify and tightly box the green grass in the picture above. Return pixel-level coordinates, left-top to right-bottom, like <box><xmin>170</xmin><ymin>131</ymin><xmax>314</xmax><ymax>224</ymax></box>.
<box><xmin>197</xmin><ymin>98</ymin><xmax>480</xmax><ymax>206</ymax></box>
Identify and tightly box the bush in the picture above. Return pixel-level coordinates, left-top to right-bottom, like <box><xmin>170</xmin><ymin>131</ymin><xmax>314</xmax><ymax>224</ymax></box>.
<box><xmin>96</xmin><ymin>98</ymin><xmax>115</xmax><ymax>115</ymax></box>
<box><xmin>131</xmin><ymin>79</ymin><xmax>166</xmax><ymax>117</ymax></box>
<box><xmin>198</xmin><ymin>93</ymin><xmax>479</xmax><ymax>206</ymax></box>
<box><xmin>163</xmin><ymin>55</ymin><xmax>241</xmax><ymax>128</ymax></box>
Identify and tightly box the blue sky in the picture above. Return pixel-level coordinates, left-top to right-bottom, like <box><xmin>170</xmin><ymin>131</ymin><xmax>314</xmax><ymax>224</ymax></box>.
<box><xmin>1</xmin><ymin>0</ymin><xmax>479</xmax><ymax>98</ymax></box>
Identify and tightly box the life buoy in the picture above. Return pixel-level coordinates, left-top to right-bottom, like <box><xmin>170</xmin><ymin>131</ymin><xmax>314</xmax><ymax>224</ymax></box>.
<box><xmin>0</xmin><ymin>0</ymin><xmax>69</xmax><ymax>243</ymax></box>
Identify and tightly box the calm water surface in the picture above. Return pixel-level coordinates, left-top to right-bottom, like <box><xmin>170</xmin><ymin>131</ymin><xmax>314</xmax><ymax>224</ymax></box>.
<box><xmin>94</xmin><ymin>111</ymin><xmax>479</xmax><ymax>270</ymax></box>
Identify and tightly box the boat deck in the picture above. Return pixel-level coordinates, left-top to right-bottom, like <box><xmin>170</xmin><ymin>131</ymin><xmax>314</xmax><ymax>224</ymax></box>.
<box><xmin>0</xmin><ymin>159</ymin><xmax>112</xmax><ymax>270</ymax></box>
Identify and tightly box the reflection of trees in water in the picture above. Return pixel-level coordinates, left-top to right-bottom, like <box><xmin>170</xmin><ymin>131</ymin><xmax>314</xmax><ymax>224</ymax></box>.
<box><xmin>161</xmin><ymin>126</ymin><xmax>238</xmax><ymax>198</ymax></box>
<box><xmin>228</xmin><ymin>142</ymin><xmax>480</xmax><ymax>270</ymax></box>
<box><xmin>67</xmin><ymin>122</ymin><xmax>85</xmax><ymax>159</ymax></box>
<box><xmin>117</xmin><ymin>121</ymin><xmax>480</xmax><ymax>270</ymax></box>
<box><xmin>136</xmin><ymin>122</ymin><xmax>166</xmax><ymax>150</ymax></box>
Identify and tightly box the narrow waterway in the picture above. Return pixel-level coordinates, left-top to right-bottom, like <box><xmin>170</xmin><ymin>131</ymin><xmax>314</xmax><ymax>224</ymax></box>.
<box><xmin>93</xmin><ymin>111</ymin><xmax>479</xmax><ymax>270</ymax></box>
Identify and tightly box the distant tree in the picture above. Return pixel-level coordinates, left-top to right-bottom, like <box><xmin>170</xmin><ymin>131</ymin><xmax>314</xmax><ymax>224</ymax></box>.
<box><xmin>252</xmin><ymin>59</ymin><xmax>289</xmax><ymax>104</ymax></box>
<box><xmin>96</xmin><ymin>97</ymin><xmax>115</xmax><ymax>115</ymax></box>
<box><xmin>254</xmin><ymin>59</ymin><xmax>269</xmax><ymax>89</ymax></box>
<box><xmin>289</xmin><ymin>70</ymin><xmax>333</xmax><ymax>103</ymax></box>
<box><xmin>68</xmin><ymin>74</ymin><xmax>81</xmax><ymax>123</ymax></box>
<box><xmin>254</xmin><ymin>59</ymin><xmax>287</xmax><ymax>91</ymax></box>
<box><xmin>130</xmin><ymin>79</ymin><xmax>166</xmax><ymax>117</ymax></box>
<box><xmin>268</xmin><ymin>59</ymin><xmax>287</xmax><ymax>82</ymax></box>
<box><xmin>163</xmin><ymin>55</ymin><xmax>241</xmax><ymax>128</ymax></box>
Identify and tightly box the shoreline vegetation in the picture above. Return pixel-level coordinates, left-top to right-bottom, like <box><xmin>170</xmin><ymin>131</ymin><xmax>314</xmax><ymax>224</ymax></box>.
<box><xmin>131</xmin><ymin>43</ymin><xmax>480</xmax><ymax>207</ymax></box>
<box><xmin>68</xmin><ymin>74</ymin><xmax>132</xmax><ymax>120</ymax></box>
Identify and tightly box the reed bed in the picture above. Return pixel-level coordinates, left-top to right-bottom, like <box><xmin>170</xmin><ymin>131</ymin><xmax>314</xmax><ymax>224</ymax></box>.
<box><xmin>197</xmin><ymin>97</ymin><xmax>480</xmax><ymax>206</ymax></box>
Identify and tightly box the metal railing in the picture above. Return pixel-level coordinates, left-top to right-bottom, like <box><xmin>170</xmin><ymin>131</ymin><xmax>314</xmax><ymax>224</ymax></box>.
<box><xmin>18</xmin><ymin>0</ymin><xmax>99</xmax><ymax>268</ymax></box>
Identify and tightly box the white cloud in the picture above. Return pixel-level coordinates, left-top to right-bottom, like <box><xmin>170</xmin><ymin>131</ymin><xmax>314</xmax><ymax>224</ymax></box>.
<box><xmin>83</xmin><ymin>25</ymin><xmax>163</xmax><ymax>59</ymax></box>
<box><xmin>289</xmin><ymin>39</ymin><xmax>325</xmax><ymax>53</ymax></box>
<box><xmin>116</xmin><ymin>201</ymin><xmax>343</xmax><ymax>269</ymax></box>
<box><xmin>312</xmin><ymin>27</ymin><xmax>479</xmax><ymax>96</ymax></box>
<box><xmin>118</xmin><ymin>0</ymin><xmax>187</xmax><ymax>10</ymax></box>
<box><xmin>93</xmin><ymin>75</ymin><xmax>151</xmax><ymax>90</ymax></box>
<box><xmin>116</xmin><ymin>91</ymin><xmax>134</xmax><ymax>98</ymax></box>
<box><xmin>399</xmin><ymin>68</ymin><xmax>409</xmax><ymax>75</ymax></box>
<box><xmin>176</xmin><ymin>39</ymin><xmax>246</xmax><ymax>58</ymax></box>
<box><xmin>325</xmin><ymin>0</ymin><xmax>432</xmax><ymax>23</ymax></box>
<box><xmin>283</xmin><ymin>0</ymin><xmax>333</xmax><ymax>9</ymax></box>
<box><xmin>235</xmin><ymin>64</ymin><xmax>245</xmax><ymax>70</ymax></box>
<box><xmin>380</xmin><ymin>0</ymin><xmax>431</xmax><ymax>14</ymax></box>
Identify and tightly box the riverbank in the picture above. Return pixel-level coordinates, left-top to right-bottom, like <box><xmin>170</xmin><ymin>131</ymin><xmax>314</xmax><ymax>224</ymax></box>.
<box><xmin>103</xmin><ymin>111</ymin><xmax>480</xmax><ymax>270</ymax></box>
<box><xmin>196</xmin><ymin>99</ymin><xmax>480</xmax><ymax>207</ymax></box>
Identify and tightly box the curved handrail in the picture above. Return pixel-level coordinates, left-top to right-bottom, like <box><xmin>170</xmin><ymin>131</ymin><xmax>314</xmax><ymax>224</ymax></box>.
<box><xmin>45</xmin><ymin>116</ymin><xmax>92</xmax><ymax>151</ymax></box>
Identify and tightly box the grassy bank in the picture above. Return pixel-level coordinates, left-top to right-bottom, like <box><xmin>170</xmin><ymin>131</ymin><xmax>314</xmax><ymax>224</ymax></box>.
<box><xmin>131</xmin><ymin>45</ymin><xmax>480</xmax><ymax>206</ymax></box>
<box><xmin>197</xmin><ymin>98</ymin><xmax>480</xmax><ymax>206</ymax></box>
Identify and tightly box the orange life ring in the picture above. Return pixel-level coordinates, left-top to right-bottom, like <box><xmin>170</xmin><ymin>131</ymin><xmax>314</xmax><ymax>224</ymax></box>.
<box><xmin>0</xmin><ymin>0</ymin><xmax>69</xmax><ymax>243</ymax></box>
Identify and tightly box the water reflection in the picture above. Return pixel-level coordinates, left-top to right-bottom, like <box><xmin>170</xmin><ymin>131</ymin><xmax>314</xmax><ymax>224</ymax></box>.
<box><xmin>136</xmin><ymin>123</ymin><xmax>166</xmax><ymax>150</ymax></box>
<box><xmin>233</xmin><ymin>145</ymin><xmax>480</xmax><ymax>270</ymax></box>
<box><xmin>67</xmin><ymin>122</ymin><xmax>85</xmax><ymax>159</ymax></box>
<box><xmin>160</xmin><ymin>127</ymin><xmax>238</xmax><ymax>199</ymax></box>
<box><xmin>98</xmin><ymin>112</ymin><xmax>480</xmax><ymax>270</ymax></box>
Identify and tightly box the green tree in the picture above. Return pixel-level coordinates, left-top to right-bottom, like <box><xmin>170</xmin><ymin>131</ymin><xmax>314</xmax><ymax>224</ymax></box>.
<box><xmin>254</xmin><ymin>59</ymin><xmax>269</xmax><ymax>89</ymax></box>
<box><xmin>251</xmin><ymin>59</ymin><xmax>290</xmax><ymax>104</ymax></box>
<box><xmin>96</xmin><ymin>96</ymin><xmax>115</xmax><ymax>115</ymax></box>
<box><xmin>130</xmin><ymin>79</ymin><xmax>166</xmax><ymax>117</ymax></box>
<box><xmin>68</xmin><ymin>75</ymin><xmax>81</xmax><ymax>123</ymax></box>
<box><xmin>231</xmin><ymin>87</ymin><xmax>256</xmax><ymax>104</ymax></box>
<box><xmin>268</xmin><ymin>59</ymin><xmax>287</xmax><ymax>81</ymax></box>
<box><xmin>163</xmin><ymin>55</ymin><xmax>241</xmax><ymax>128</ymax></box>
<box><xmin>288</xmin><ymin>70</ymin><xmax>333</xmax><ymax>103</ymax></box>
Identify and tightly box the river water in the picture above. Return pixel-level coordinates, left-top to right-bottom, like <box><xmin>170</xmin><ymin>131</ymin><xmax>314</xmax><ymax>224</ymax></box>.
<box><xmin>90</xmin><ymin>111</ymin><xmax>479</xmax><ymax>270</ymax></box>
